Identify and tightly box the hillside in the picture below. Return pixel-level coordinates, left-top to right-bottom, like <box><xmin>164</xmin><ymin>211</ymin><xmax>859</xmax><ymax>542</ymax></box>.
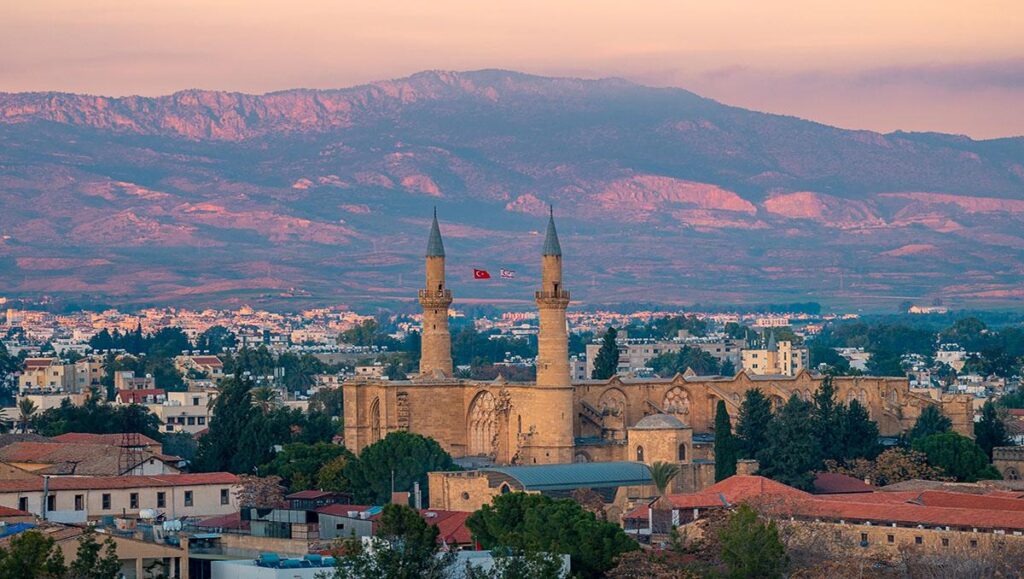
<box><xmin>1</xmin><ymin>70</ymin><xmax>1022</xmax><ymax>309</ymax></box>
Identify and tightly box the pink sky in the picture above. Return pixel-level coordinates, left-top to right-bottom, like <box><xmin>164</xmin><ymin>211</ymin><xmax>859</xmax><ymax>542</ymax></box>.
<box><xmin>2</xmin><ymin>0</ymin><xmax>1022</xmax><ymax>138</ymax></box>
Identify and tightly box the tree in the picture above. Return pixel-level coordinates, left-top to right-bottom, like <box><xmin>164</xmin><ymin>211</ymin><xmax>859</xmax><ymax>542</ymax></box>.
<box><xmin>251</xmin><ymin>386</ymin><xmax>281</xmax><ymax>415</ymax></box>
<box><xmin>17</xmin><ymin>398</ymin><xmax>37</xmax><ymax>433</ymax></box>
<box><xmin>757</xmin><ymin>394</ymin><xmax>822</xmax><ymax>491</ymax></box>
<box><xmin>974</xmin><ymin>400</ymin><xmax>1009</xmax><ymax>460</ymax></box>
<box><xmin>825</xmin><ymin>448</ymin><xmax>946</xmax><ymax>486</ymax></box>
<box><xmin>719</xmin><ymin>358</ymin><xmax>736</xmax><ymax>376</ymax></box>
<box><xmin>912</xmin><ymin>432</ymin><xmax>1002</xmax><ymax>482</ymax></box>
<box><xmin>194</xmin><ymin>326</ymin><xmax>236</xmax><ymax>353</ymax></box>
<box><xmin>161</xmin><ymin>431</ymin><xmax>198</xmax><ymax>462</ymax></box>
<box><xmin>591</xmin><ymin>327</ymin><xmax>619</xmax><ymax>380</ymax></box>
<box><xmin>718</xmin><ymin>504</ymin><xmax>787</xmax><ymax>579</ymax></box>
<box><xmin>344</xmin><ymin>432</ymin><xmax>457</xmax><ymax>505</ymax></box>
<box><xmin>466</xmin><ymin>492</ymin><xmax>637</xmax><ymax>579</ymax></box>
<box><xmin>714</xmin><ymin>400</ymin><xmax>737</xmax><ymax>481</ymax></box>
<box><xmin>735</xmin><ymin>389</ymin><xmax>773</xmax><ymax>460</ymax></box>
<box><xmin>811</xmin><ymin>376</ymin><xmax>843</xmax><ymax>462</ymax></box>
<box><xmin>336</xmin><ymin>503</ymin><xmax>455</xmax><ymax>579</ymax></box>
<box><xmin>907</xmin><ymin>405</ymin><xmax>952</xmax><ymax>443</ymax></box>
<box><xmin>808</xmin><ymin>345</ymin><xmax>852</xmax><ymax>375</ymax></box>
<box><xmin>31</xmin><ymin>396</ymin><xmax>162</xmax><ymax>440</ymax></box>
<box><xmin>0</xmin><ymin>529</ymin><xmax>66</xmax><ymax>579</ymax></box>
<box><xmin>261</xmin><ymin>442</ymin><xmax>353</xmax><ymax>492</ymax></box>
<box><xmin>648</xmin><ymin>347</ymin><xmax>720</xmax><ymax>377</ymax></box>
<box><xmin>838</xmin><ymin>400</ymin><xmax>880</xmax><ymax>461</ymax></box>
<box><xmin>68</xmin><ymin>526</ymin><xmax>121</xmax><ymax>579</ymax></box>
<box><xmin>463</xmin><ymin>549</ymin><xmax>567</xmax><ymax>579</ymax></box>
<box><xmin>235</xmin><ymin>474</ymin><xmax>286</xmax><ymax>508</ymax></box>
<box><xmin>650</xmin><ymin>461</ymin><xmax>680</xmax><ymax>496</ymax></box>
<box><xmin>317</xmin><ymin>454</ymin><xmax>354</xmax><ymax>492</ymax></box>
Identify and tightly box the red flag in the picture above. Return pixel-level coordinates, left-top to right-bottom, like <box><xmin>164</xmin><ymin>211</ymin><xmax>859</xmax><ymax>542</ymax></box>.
<box><xmin>473</xmin><ymin>269</ymin><xmax>491</xmax><ymax>279</ymax></box>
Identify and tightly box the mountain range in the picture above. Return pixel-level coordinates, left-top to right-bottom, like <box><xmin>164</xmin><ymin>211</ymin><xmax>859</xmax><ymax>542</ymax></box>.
<box><xmin>1</xmin><ymin>69</ymin><xmax>1023</xmax><ymax>311</ymax></box>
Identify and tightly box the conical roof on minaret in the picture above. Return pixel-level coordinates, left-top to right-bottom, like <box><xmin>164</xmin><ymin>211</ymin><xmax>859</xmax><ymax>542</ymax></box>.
<box><xmin>426</xmin><ymin>208</ymin><xmax>445</xmax><ymax>257</ymax></box>
<box><xmin>542</xmin><ymin>206</ymin><xmax>562</xmax><ymax>257</ymax></box>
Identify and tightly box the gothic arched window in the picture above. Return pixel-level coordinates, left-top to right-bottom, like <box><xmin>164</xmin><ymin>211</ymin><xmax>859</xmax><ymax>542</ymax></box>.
<box><xmin>636</xmin><ymin>446</ymin><xmax>645</xmax><ymax>462</ymax></box>
<box><xmin>678</xmin><ymin>443</ymin><xmax>687</xmax><ymax>461</ymax></box>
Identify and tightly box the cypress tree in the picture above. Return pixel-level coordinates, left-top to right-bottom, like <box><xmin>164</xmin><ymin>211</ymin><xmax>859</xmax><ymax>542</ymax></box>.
<box><xmin>758</xmin><ymin>394</ymin><xmax>822</xmax><ymax>490</ymax></box>
<box><xmin>812</xmin><ymin>376</ymin><xmax>843</xmax><ymax>462</ymax></box>
<box><xmin>908</xmin><ymin>405</ymin><xmax>952</xmax><ymax>443</ymax></box>
<box><xmin>736</xmin><ymin>388</ymin><xmax>773</xmax><ymax>460</ymax></box>
<box><xmin>591</xmin><ymin>327</ymin><xmax>620</xmax><ymax>380</ymax></box>
<box><xmin>840</xmin><ymin>399</ymin><xmax>880</xmax><ymax>460</ymax></box>
<box><xmin>714</xmin><ymin>400</ymin><xmax>737</xmax><ymax>481</ymax></box>
<box><xmin>974</xmin><ymin>400</ymin><xmax>1008</xmax><ymax>460</ymax></box>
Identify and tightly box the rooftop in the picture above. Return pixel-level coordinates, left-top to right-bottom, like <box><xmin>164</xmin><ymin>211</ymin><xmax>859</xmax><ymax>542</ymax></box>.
<box><xmin>0</xmin><ymin>472</ymin><xmax>238</xmax><ymax>493</ymax></box>
<box><xmin>631</xmin><ymin>413</ymin><xmax>687</xmax><ymax>430</ymax></box>
<box><xmin>483</xmin><ymin>461</ymin><xmax>652</xmax><ymax>491</ymax></box>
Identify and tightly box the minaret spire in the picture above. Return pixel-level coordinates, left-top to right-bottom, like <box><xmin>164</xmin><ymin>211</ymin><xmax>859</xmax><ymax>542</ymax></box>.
<box><xmin>419</xmin><ymin>209</ymin><xmax>453</xmax><ymax>378</ymax></box>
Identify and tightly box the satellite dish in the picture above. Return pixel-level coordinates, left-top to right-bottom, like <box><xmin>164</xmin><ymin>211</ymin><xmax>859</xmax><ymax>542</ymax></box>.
<box><xmin>139</xmin><ymin>509</ymin><xmax>159</xmax><ymax>519</ymax></box>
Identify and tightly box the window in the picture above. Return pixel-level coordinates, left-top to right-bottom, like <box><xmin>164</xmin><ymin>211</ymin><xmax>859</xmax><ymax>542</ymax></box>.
<box><xmin>636</xmin><ymin>446</ymin><xmax>645</xmax><ymax>462</ymax></box>
<box><xmin>47</xmin><ymin>495</ymin><xmax>56</xmax><ymax>511</ymax></box>
<box><xmin>130</xmin><ymin>493</ymin><xmax>139</xmax><ymax>509</ymax></box>
<box><xmin>187</xmin><ymin>416</ymin><xmax>196</xmax><ymax>425</ymax></box>
<box><xmin>165</xmin><ymin>425</ymin><xmax>173</xmax><ymax>432</ymax></box>
<box><xmin>157</xmin><ymin>492</ymin><xmax>166</xmax><ymax>508</ymax></box>
<box><xmin>860</xmin><ymin>533</ymin><xmax>868</xmax><ymax>545</ymax></box>
<box><xmin>192</xmin><ymin>397</ymin><xmax>200</xmax><ymax>406</ymax></box>
<box><xmin>198</xmin><ymin>417</ymin><xmax>206</xmax><ymax>425</ymax></box>
<box><xmin>74</xmin><ymin>494</ymin><xmax>84</xmax><ymax>511</ymax></box>
<box><xmin>678</xmin><ymin>444</ymin><xmax>687</xmax><ymax>461</ymax></box>
<box><xmin>18</xmin><ymin>497</ymin><xmax>28</xmax><ymax>512</ymax></box>
<box><xmin>887</xmin><ymin>535</ymin><xmax>894</xmax><ymax>543</ymax></box>
<box><xmin>915</xmin><ymin>536</ymin><xmax>923</xmax><ymax>545</ymax></box>
<box><xmin>102</xmin><ymin>494</ymin><xmax>111</xmax><ymax>510</ymax></box>
<box><xmin>185</xmin><ymin>491</ymin><xmax>193</xmax><ymax>507</ymax></box>
<box><xmin>970</xmin><ymin>540</ymin><xmax>978</xmax><ymax>548</ymax></box>
<box><xmin>221</xmin><ymin>489</ymin><xmax>230</xmax><ymax>505</ymax></box>
<box><xmin>942</xmin><ymin>538</ymin><xmax>949</xmax><ymax>547</ymax></box>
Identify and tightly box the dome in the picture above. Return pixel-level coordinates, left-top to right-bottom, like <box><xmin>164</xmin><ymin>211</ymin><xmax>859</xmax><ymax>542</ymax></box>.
<box><xmin>631</xmin><ymin>413</ymin><xmax>687</xmax><ymax>430</ymax></box>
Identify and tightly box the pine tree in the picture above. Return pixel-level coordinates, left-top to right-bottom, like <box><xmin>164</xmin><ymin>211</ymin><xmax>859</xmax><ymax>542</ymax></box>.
<box><xmin>714</xmin><ymin>400</ymin><xmax>737</xmax><ymax>481</ymax></box>
<box><xmin>69</xmin><ymin>527</ymin><xmax>121</xmax><ymax>579</ymax></box>
<box><xmin>758</xmin><ymin>394</ymin><xmax>822</xmax><ymax>490</ymax></box>
<box><xmin>591</xmin><ymin>327</ymin><xmax>620</xmax><ymax>380</ymax></box>
<box><xmin>974</xmin><ymin>400</ymin><xmax>1008</xmax><ymax>460</ymax></box>
<box><xmin>735</xmin><ymin>388</ymin><xmax>773</xmax><ymax>460</ymax></box>
<box><xmin>840</xmin><ymin>400</ymin><xmax>880</xmax><ymax>460</ymax></box>
<box><xmin>719</xmin><ymin>358</ymin><xmax>736</xmax><ymax>376</ymax></box>
<box><xmin>719</xmin><ymin>504</ymin><xmax>788</xmax><ymax>579</ymax></box>
<box><xmin>812</xmin><ymin>376</ymin><xmax>843</xmax><ymax>462</ymax></box>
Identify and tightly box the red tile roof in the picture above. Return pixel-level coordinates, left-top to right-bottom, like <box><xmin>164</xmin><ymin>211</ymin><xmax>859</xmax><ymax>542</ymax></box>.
<box><xmin>667</xmin><ymin>475</ymin><xmax>810</xmax><ymax>509</ymax></box>
<box><xmin>24</xmin><ymin>358</ymin><xmax>57</xmax><ymax>369</ymax></box>
<box><xmin>0</xmin><ymin>505</ymin><xmax>32</xmax><ymax>517</ymax></box>
<box><xmin>197</xmin><ymin>511</ymin><xmax>248</xmax><ymax>530</ymax></box>
<box><xmin>287</xmin><ymin>490</ymin><xmax>337</xmax><ymax>500</ymax></box>
<box><xmin>0</xmin><ymin>473</ymin><xmax>238</xmax><ymax>493</ymax></box>
<box><xmin>813</xmin><ymin>473</ymin><xmax>875</xmax><ymax>495</ymax></box>
<box><xmin>51</xmin><ymin>433</ymin><xmax>161</xmax><ymax>447</ymax></box>
<box><xmin>116</xmin><ymin>389</ymin><xmax>166</xmax><ymax>404</ymax></box>
<box><xmin>423</xmin><ymin>510</ymin><xmax>473</xmax><ymax>545</ymax></box>
<box><xmin>316</xmin><ymin>504</ymin><xmax>374</xmax><ymax>517</ymax></box>
<box><xmin>189</xmin><ymin>356</ymin><xmax>224</xmax><ymax>367</ymax></box>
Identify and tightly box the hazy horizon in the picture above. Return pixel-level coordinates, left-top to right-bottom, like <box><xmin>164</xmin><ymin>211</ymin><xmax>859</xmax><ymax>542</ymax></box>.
<box><xmin>3</xmin><ymin>0</ymin><xmax>1023</xmax><ymax>139</ymax></box>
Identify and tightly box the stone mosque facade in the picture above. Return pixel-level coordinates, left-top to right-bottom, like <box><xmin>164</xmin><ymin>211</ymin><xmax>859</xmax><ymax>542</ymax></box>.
<box><xmin>342</xmin><ymin>212</ymin><xmax>973</xmax><ymax>469</ymax></box>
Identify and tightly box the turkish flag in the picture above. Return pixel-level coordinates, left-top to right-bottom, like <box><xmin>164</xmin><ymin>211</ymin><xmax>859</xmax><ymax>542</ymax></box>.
<box><xmin>473</xmin><ymin>269</ymin><xmax>491</xmax><ymax>279</ymax></box>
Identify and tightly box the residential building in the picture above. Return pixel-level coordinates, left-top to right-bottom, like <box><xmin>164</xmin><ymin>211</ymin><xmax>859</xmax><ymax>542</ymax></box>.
<box><xmin>741</xmin><ymin>333</ymin><xmax>808</xmax><ymax>376</ymax></box>
<box><xmin>146</xmin><ymin>390</ymin><xmax>214</xmax><ymax>434</ymax></box>
<box><xmin>174</xmin><ymin>355</ymin><xmax>225</xmax><ymax>384</ymax></box>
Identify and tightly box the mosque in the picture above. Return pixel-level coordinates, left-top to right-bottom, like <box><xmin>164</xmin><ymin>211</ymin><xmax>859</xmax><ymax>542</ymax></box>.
<box><xmin>342</xmin><ymin>212</ymin><xmax>973</xmax><ymax>470</ymax></box>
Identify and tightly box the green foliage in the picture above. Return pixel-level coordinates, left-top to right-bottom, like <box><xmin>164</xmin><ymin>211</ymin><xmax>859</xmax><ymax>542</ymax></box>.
<box><xmin>68</xmin><ymin>527</ymin><xmax>121</xmax><ymax>579</ymax></box>
<box><xmin>808</xmin><ymin>345</ymin><xmax>853</xmax><ymax>375</ymax></box>
<box><xmin>309</xmin><ymin>387</ymin><xmax>344</xmax><ymax>417</ymax></box>
<box><xmin>811</xmin><ymin>376</ymin><xmax>842</xmax><ymax>462</ymax></box>
<box><xmin>757</xmin><ymin>394</ymin><xmax>822</xmax><ymax>491</ymax></box>
<box><xmin>194</xmin><ymin>325</ymin><xmax>237</xmax><ymax>353</ymax></box>
<box><xmin>999</xmin><ymin>390</ymin><xmax>1024</xmax><ymax>410</ymax></box>
<box><xmin>193</xmin><ymin>377</ymin><xmax>337</xmax><ymax>473</ymax></box>
<box><xmin>626</xmin><ymin>315</ymin><xmax>707</xmax><ymax>340</ymax></box>
<box><xmin>907</xmin><ymin>405</ymin><xmax>952</xmax><ymax>443</ymax></box>
<box><xmin>100</xmin><ymin>352</ymin><xmax>183</xmax><ymax>393</ymax></box>
<box><xmin>161</xmin><ymin>431</ymin><xmax>198</xmax><ymax>462</ymax></box>
<box><xmin>974</xmin><ymin>401</ymin><xmax>1009</xmax><ymax>460</ymax></box>
<box><xmin>735</xmin><ymin>389</ymin><xmax>772</xmax><ymax>460</ymax></box>
<box><xmin>718</xmin><ymin>504</ymin><xmax>788</xmax><ymax>579</ymax></box>
<box><xmin>648</xmin><ymin>346</ymin><xmax>721</xmax><ymax>377</ymax></box>
<box><xmin>451</xmin><ymin>327</ymin><xmax>533</xmax><ymax>366</ymax></box>
<box><xmin>591</xmin><ymin>327</ymin><xmax>620</xmax><ymax>380</ymax></box>
<box><xmin>88</xmin><ymin>325</ymin><xmax>190</xmax><ymax>359</ymax></box>
<box><xmin>714</xmin><ymin>400</ymin><xmax>737</xmax><ymax>482</ymax></box>
<box><xmin>839</xmin><ymin>400</ymin><xmax>880</xmax><ymax>460</ymax></box>
<box><xmin>865</xmin><ymin>350</ymin><xmax>905</xmax><ymax>377</ymax></box>
<box><xmin>262</xmin><ymin>442</ymin><xmax>354</xmax><ymax>492</ymax></box>
<box><xmin>912</xmin><ymin>432</ymin><xmax>1002</xmax><ymax>482</ymax></box>
<box><xmin>466</xmin><ymin>492</ymin><xmax>637</xmax><ymax>579</ymax></box>
<box><xmin>0</xmin><ymin>530</ymin><xmax>66</xmax><ymax>579</ymax></box>
<box><xmin>462</xmin><ymin>549</ymin><xmax>566</xmax><ymax>579</ymax></box>
<box><xmin>344</xmin><ymin>431</ymin><xmax>457</xmax><ymax>505</ymax></box>
<box><xmin>650</xmin><ymin>461</ymin><xmax>680</xmax><ymax>495</ymax></box>
<box><xmin>317</xmin><ymin>454</ymin><xmax>354</xmax><ymax>492</ymax></box>
<box><xmin>337</xmin><ymin>503</ymin><xmax>455</xmax><ymax>579</ymax></box>
<box><xmin>32</xmin><ymin>395</ymin><xmax>162</xmax><ymax>440</ymax></box>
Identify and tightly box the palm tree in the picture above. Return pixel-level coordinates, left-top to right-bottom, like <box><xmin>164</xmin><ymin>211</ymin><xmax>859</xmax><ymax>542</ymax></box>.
<box><xmin>251</xmin><ymin>386</ymin><xmax>280</xmax><ymax>415</ymax></box>
<box><xmin>650</xmin><ymin>461</ymin><xmax>681</xmax><ymax>496</ymax></box>
<box><xmin>17</xmin><ymin>398</ymin><xmax>37</xmax><ymax>433</ymax></box>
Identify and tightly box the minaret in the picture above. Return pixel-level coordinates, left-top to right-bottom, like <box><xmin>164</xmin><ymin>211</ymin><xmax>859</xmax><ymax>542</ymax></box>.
<box><xmin>535</xmin><ymin>207</ymin><xmax>570</xmax><ymax>387</ymax></box>
<box><xmin>418</xmin><ymin>209</ymin><xmax>453</xmax><ymax>378</ymax></box>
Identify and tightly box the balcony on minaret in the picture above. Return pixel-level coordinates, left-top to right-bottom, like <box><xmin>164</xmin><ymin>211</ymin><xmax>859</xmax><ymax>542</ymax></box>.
<box><xmin>535</xmin><ymin>289</ymin><xmax>570</xmax><ymax>301</ymax></box>
<box><xmin>418</xmin><ymin>288</ymin><xmax>452</xmax><ymax>309</ymax></box>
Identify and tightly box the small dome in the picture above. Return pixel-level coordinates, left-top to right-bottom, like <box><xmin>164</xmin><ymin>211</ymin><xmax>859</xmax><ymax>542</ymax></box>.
<box><xmin>631</xmin><ymin>413</ymin><xmax>687</xmax><ymax>430</ymax></box>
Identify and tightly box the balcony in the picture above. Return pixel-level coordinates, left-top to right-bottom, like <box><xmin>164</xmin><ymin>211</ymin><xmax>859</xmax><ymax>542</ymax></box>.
<box><xmin>417</xmin><ymin>289</ymin><xmax>452</xmax><ymax>300</ymax></box>
<box><xmin>535</xmin><ymin>290</ymin><xmax>570</xmax><ymax>301</ymax></box>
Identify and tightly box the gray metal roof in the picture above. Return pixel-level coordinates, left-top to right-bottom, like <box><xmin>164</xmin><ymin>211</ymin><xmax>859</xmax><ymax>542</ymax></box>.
<box><xmin>542</xmin><ymin>209</ymin><xmax>562</xmax><ymax>257</ymax></box>
<box><xmin>483</xmin><ymin>461</ymin><xmax>651</xmax><ymax>491</ymax></box>
<box><xmin>426</xmin><ymin>209</ymin><xmax>445</xmax><ymax>257</ymax></box>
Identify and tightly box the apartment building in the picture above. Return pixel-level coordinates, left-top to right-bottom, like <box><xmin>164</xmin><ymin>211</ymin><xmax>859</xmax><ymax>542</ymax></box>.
<box><xmin>174</xmin><ymin>355</ymin><xmax>225</xmax><ymax>384</ymax></box>
<box><xmin>585</xmin><ymin>336</ymin><xmax>744</xmax><ymax>378</ymax></box>
<box><xmin>146</xmin><ymin>390</ymin><xmax>214</xmax><ymax>434</ymax></box>
<box><xmin>740</xmin><ymin>333</ymin><xmax>808</xmax><ymax>377</ymax></box>
<box><xmin>0</xmin><ymin>473</ymin><xmax>239</xmax><ymax>521</ymax></box>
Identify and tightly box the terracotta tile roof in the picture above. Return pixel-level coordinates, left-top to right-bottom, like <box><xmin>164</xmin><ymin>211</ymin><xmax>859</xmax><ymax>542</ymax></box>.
<box><xmin>24</xmin><ymin>358</ymin><xmax>57</xmax><ymax>369</ymax></box>
<box><xmin>0</xmin><ymin>505</ymin><xmax>32</xmax><ymax>517</ymax></box>
<box><xmin>667</xmin><ymin>475</ymin><xmax>810</xmax><ymax>509</ymax></box>
<box><xmin>422</xmin><ymin>510</ymin><xmax>473</xmax><ymax>545</ymax></box>
<box><xmin>287</xmin><ymin>490</ymin><xmax>336</xmax><ymax>500</ymax></box>
<box><xmin>197</xmin><ymin>511</ymin><xmax>249</xmax><ymax>530</ymax></box>
<box><xmin>0</xmin><ymin>472</ymin><xmax>238</xmax><ymax>493</ymax></box>
<box><xmin>0</xmin><ymin>434</ymin><xmax>50</xmax><ymax>449</ymax></box>
<box><xmin>51</xmin><ymin>433</ymin><xmax>161</xmax><ymax>447</ymax></box>
<box><xmin>188</xmin><ymin>356</ymin><xmax>223</xmax><ymax>367</ymax></box>
<box><xmin>813</xmin><ymin>473</ymin><xmax>875</xmax><ymax>494</ymax></box>
<box><xmin>116</xmin><ymin>389</ymin><xmax>165</xmax><ymax>404</ymax></box>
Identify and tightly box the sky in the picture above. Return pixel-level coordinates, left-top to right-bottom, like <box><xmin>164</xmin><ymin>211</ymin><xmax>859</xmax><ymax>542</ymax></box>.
<box><xmin>2</xmin><ymin>0</ymin><xmax>1023</xmax><ymax>138</ymax></box>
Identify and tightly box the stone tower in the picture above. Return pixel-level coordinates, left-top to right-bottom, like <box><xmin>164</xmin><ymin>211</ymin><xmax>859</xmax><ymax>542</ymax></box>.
<box><xmin>525</xmin><ymin>208</ymin><xmax>575</xmax><ymax>463</ymax></box>
<box><xmin>535</xmin><ymin>208</ymin><xmax>570</xmax><ymax>387</ymax></box>
<box><xmin>418</xmin><ymin>209</ymin><xmax>453</xmax><ymax>378</ymax></box>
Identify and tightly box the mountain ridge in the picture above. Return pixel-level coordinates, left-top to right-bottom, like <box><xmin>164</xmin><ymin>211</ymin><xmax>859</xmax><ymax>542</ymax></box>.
<box><xmin>0</xmin><ymin>70</ymin><xmax>1022</xmax><ymax>309</ymax></box>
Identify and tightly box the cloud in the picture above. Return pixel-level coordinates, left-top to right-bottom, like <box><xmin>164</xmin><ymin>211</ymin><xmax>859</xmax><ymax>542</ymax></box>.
<box><xmin>855</xmin><ymin>59</ymin><xmax>1024</xmax><ymax>90</ymax></box>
